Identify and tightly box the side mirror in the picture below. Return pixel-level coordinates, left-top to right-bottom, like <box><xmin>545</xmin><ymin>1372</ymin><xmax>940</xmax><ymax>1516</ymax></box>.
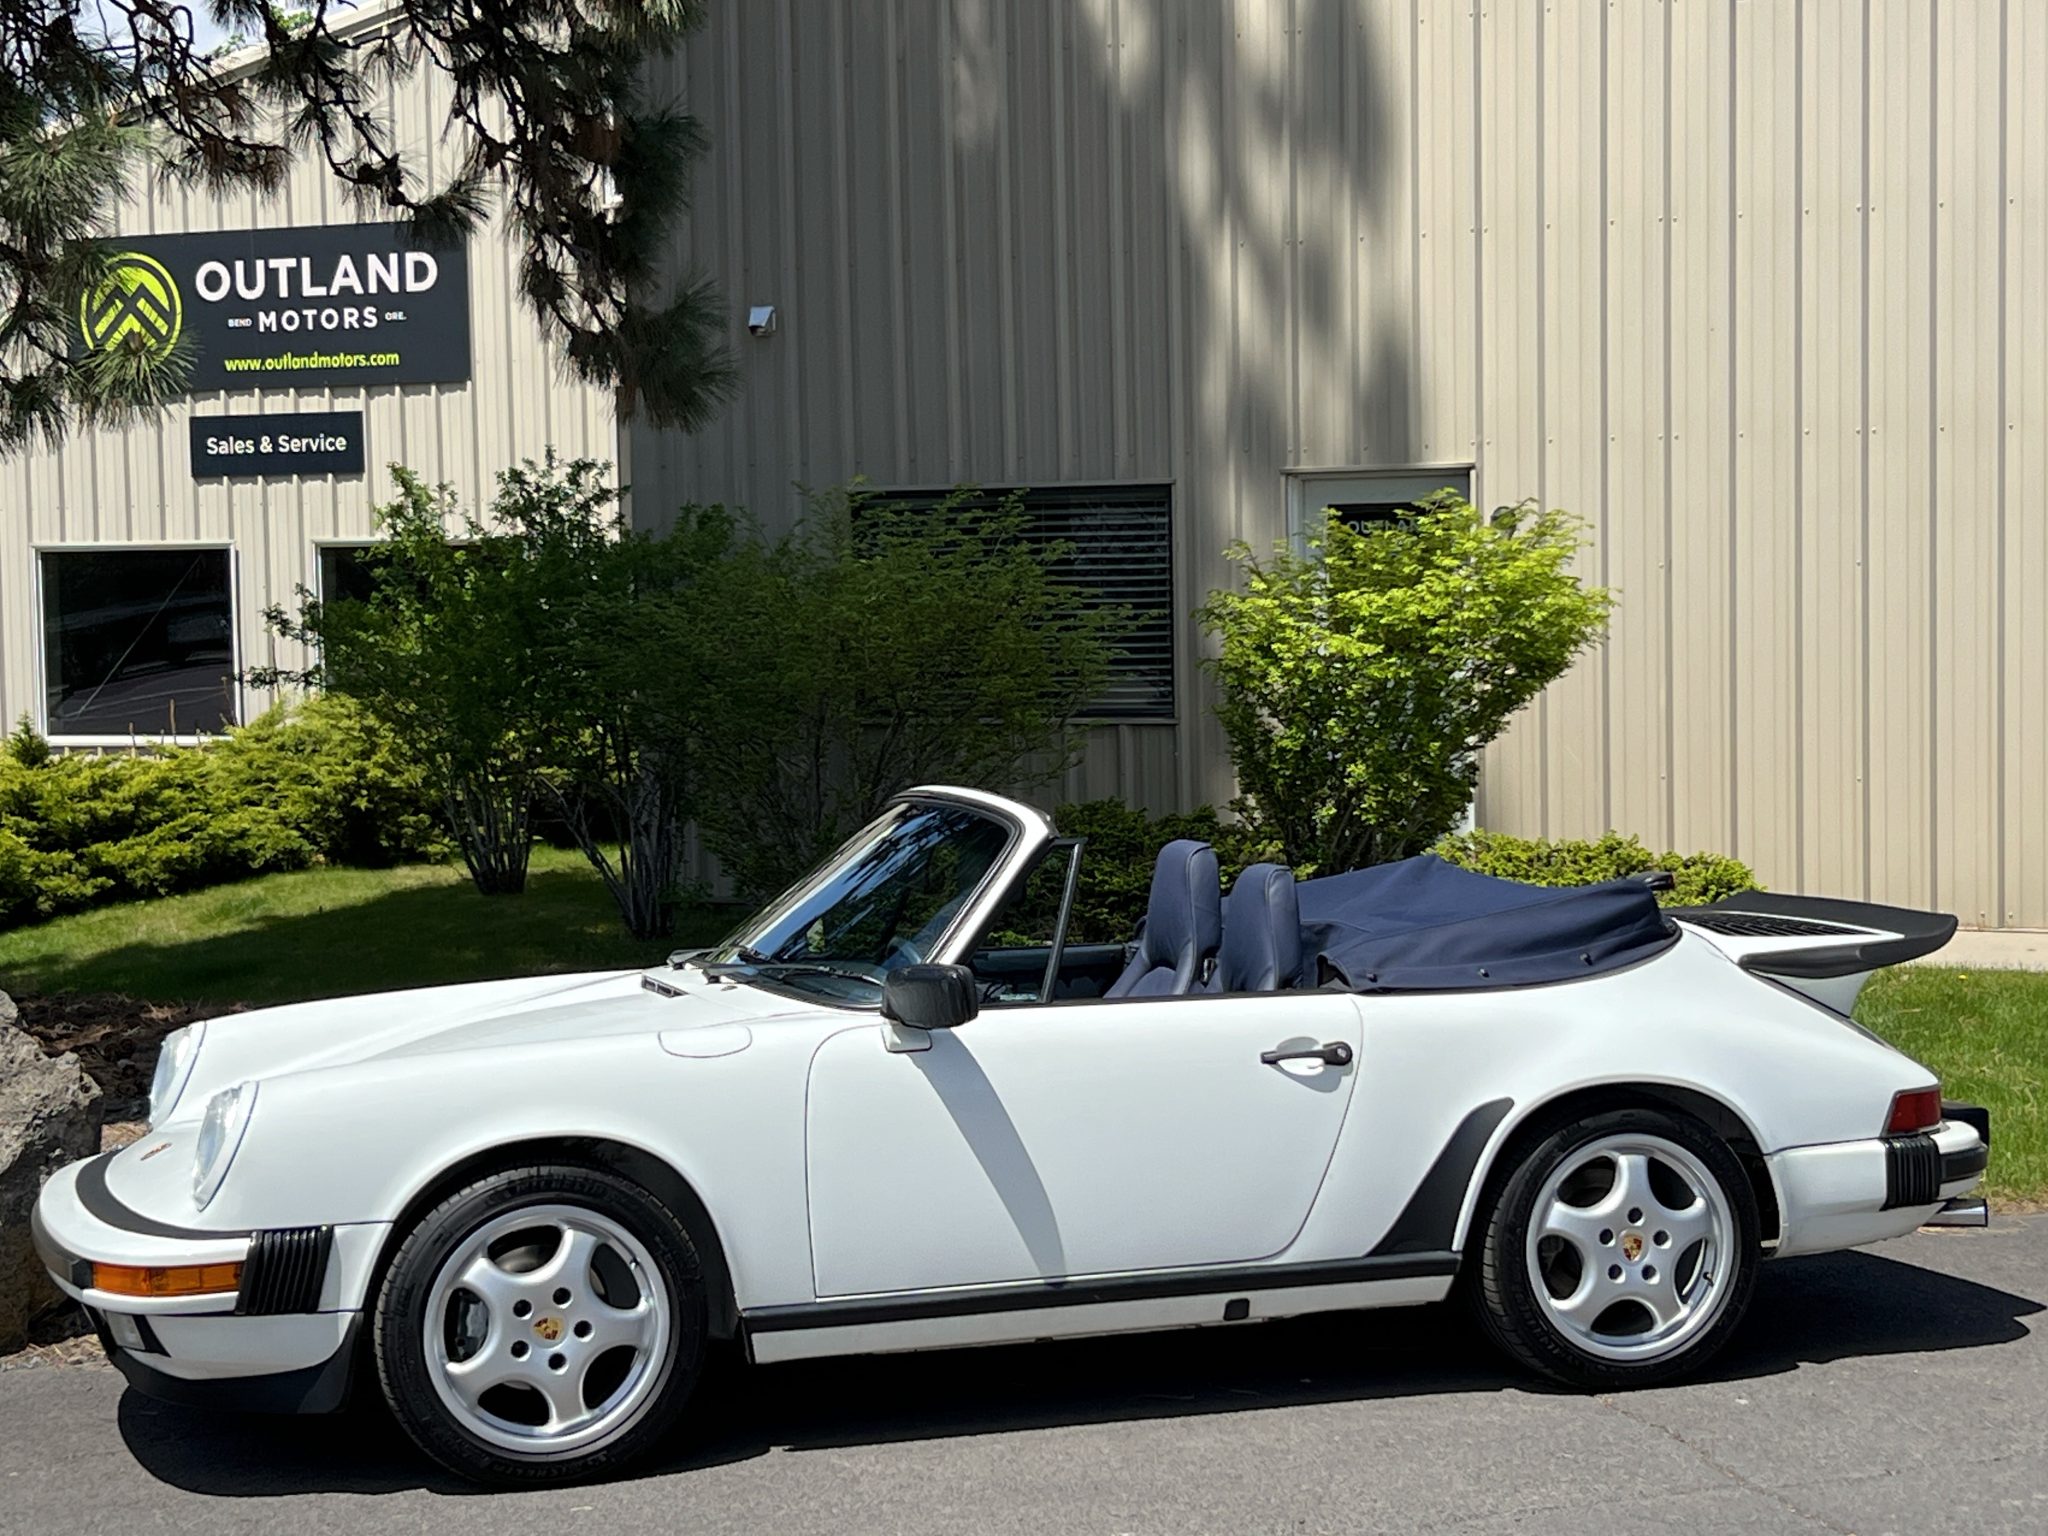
<box><xmin>880</xmin><ymin>963</ymin><xmax>978</xmax><ymax>1052</ymax></box>
<box><xmin>881</xmin><ymin>963</ymin><xmax>979</xmax><ymax>1030</ymax></box>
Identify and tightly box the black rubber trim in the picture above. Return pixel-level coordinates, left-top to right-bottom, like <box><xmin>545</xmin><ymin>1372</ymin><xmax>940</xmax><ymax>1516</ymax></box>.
<box><xmin>1942</xmin><ymin>1142</ymin><xmax>1990</xmax><ymax>1183</ymax></box>
<box><xmin>105</xmin><ymin>1316</ymin><xmax>360</xmax><ymax>1415</ymax></box>
<box><xmin>1943</xmin><ymin>1100</ymin><xmax>1992</xmax><ymax>1149</ymax></box>
<box><xmin>742</xmin><ymin>1253</ymin><xmax>1459</xmax><ymax>1335</ymax></box>
<box><xmin>1882</xmin><ymin>1133</ymin><xmax>1944</xmax><ymax>1209</ymax></box>
<box><xmin>29</xmin><ymin>1203</ymin><xmax>93</xmax><ymax>1291</ymax></box>
<box><xmin>1670</xmin><ymin>892</ymin><xmax>1957</xmax><ymax>979</ymax></box>
<box><xmin>74</xmin><ymin>1151</ymin><xmax>250</xmax><ymax>1242</ymax></box>
<box><xmin>236</xmin><ymin>1226</ymin><xmax>334</xmax><ymax>1316</ymax></box>
<box><xmin>1367</xmin><ymin>1097</ymin><xmax>1516</xmax><ymax>1257</ymax></box>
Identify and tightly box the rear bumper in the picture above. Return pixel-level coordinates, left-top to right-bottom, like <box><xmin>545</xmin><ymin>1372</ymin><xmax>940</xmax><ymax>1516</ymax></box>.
<box><xmin>1768</xmin><ymin>1109</ymin><xmax>1989</xmax><ymax>1259</ymax></box>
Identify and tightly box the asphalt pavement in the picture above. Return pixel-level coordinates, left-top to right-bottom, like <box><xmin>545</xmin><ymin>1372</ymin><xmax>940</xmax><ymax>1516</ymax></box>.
<box><xmin>1</xmin><ymin>1216</ymin><xmax>2042</xmax><ymax>1535</ymax></box>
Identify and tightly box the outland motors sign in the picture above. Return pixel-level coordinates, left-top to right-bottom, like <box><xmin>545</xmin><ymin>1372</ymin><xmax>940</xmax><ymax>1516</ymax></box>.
<box><xmin>190</xmin><ymin>410</ymin><xmax>365</xmax><ymax>478</ymax></box>
<box><xmin>78</xmin><ymin>223</ymin><xmax>470</xmax><ymax>390</ymax></box>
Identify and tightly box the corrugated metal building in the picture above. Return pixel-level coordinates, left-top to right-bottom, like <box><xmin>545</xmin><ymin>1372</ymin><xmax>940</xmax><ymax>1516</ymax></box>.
<box><xmin>0</xmin><ymin>15</ymin><xmax>615</xmax><ymax>746</ymax></box>
<box><xmin>2</xmin><ymin>1</ymin><xmax>2042</xmax><ymax>930</ymax></box>
<box><xmin>628</xmin><ymin>0</ymin><xmax>2048</xmax><ymax>929</ymax></box>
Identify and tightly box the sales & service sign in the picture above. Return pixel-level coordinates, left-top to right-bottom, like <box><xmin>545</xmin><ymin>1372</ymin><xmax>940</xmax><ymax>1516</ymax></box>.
<box><xmin>79</xmin><ymin>222</ymin><xmax>470</xmax><ymax>391</ymax></box>
<box><xmin>191</xmin><ymin>410</ymin><xmax>365</xmax><ymax>478</ymax></box>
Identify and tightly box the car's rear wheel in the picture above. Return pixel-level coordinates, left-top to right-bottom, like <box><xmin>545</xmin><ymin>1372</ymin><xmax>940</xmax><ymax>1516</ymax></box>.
<box><xmin>1472</xmin><ymin>1107</ymin><xmax>1760</xmax><ymax>1389</ymax></box>
<box><xmin>373</xmin><ymin>1164</ymin><xmax>706</xmax><ymax>1485</ymax></box>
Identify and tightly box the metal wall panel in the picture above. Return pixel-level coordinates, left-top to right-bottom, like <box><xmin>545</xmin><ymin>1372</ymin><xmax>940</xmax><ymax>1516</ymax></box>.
<box><xmin>630</xmin><ymin>0</ymin><xmax>2048</xmax><ymax>926</ymax></box>
<box><xmin>0</xmin><ymin>39</ymin><xmax>615</xmax><ymax>739</ymax></box>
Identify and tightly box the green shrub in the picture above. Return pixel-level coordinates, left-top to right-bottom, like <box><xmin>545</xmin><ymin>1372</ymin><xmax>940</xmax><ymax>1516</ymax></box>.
<box><xmin>201</xmin><ymin>695</ymin><xmax>444</xmax><ymax>870</ymax></box>
<box><xmin>698</xmin><ymin>487</ymin><xmax>1122</xmax><ymax>901</ymax></box>
<box><xmin>1432</xmin><ymin>829</ymin><xmax>1758</xmax><ymax>908</ymax></box>
<box><xmin>0</xmin><ymin>697</ymin><xmax>445</xmax><ymax>930</ymax></box>
<box><xmin>1198</xmin><ymin>495</ymin><xmax>1613</xmax><ymax>875</ymax></box>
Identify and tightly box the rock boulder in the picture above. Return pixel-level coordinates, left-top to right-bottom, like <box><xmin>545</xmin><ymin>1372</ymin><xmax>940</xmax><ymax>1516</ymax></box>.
<box><xmin>0</xmin><ymin>992</ymin><xmax>103</xmax><ymax>1353</ymax></box>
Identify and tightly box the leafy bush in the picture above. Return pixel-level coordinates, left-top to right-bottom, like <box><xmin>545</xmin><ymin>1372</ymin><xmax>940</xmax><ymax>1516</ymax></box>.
<box><xmin>0</xmin><ymin>697</ymin><xmax>444</xmax><ymax>930</ymax></box>
<box><xmin>1198</xmin><ymin>494</ymin><xmax>1613</xmax><ymax>875</ymax></box>
<box><xmin>697</xmin><ymin>487</ymin><xmax>1122</xmax><ymax>900</ymax></box>
<box><xmin>256</xmin><ymin>466</ymin><xmax>560</xmax><ymax>897</ymax></box>
<box><xmin>1433</xmin><ymin>829</ymin><xmax>1758</xmax><ymax>908</ymax></box>
<box><xmin>201</xmin><ymin>696</ymin><xmax>444</xmax><ymax>870</ymax></box>
<box><xmin>262</xmin><ymin>456</ymin><xmax>739</xmax><ymax>937</ymax></box>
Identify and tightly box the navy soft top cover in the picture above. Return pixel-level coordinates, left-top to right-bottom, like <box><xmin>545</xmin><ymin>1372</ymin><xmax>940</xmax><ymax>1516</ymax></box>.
<box><xmin>1293</xmin><ymin>855</ymin><xmax>1675</xmax><ymax>991</ymax></box>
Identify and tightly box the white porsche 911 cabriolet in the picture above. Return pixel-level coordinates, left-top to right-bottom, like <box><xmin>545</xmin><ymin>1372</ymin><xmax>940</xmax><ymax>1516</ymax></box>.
<box><xmin>33</xmin><ymin>786</ymin><xmax>1989</xmax><ymax>1485</ymax></box>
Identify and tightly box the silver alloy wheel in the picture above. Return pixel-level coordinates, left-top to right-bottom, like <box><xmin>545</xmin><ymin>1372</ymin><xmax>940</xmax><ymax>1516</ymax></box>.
<box><xmin>1525</xmin><ymin>1132</ymin><xmax>1736</xmax><ymax>1364</ymax></box>
<box><xmin>421</xmin><ymin>1203</ymin><xmax>672</xmax><ymax>1455</ymax></box>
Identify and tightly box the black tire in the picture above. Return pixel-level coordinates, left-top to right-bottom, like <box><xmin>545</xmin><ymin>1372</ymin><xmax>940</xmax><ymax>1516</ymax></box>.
<box><xmin>1470</xmin><ymin>1106</ymin><xmax>1760</xmax><ymax>1390</ymax></box>
<box><xmin>372</xmin><ymin>1163</ymin><xmax>707</xmax><ymax>1486</ymax></box>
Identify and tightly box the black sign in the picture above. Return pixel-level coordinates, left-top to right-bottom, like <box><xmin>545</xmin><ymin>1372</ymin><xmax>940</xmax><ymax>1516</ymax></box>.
<box><xmin>80</xmin><ymin>223</ymin><xmax>470</xmax><ymax>391</ymax></box>
<box><xmin>191</xmin><ymin>411</ymin><xmax>365</xmax><ymax>478</ymax></box>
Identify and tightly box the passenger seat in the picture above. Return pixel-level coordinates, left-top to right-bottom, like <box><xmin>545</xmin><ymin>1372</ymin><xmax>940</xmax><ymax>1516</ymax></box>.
<box><xmin>1210</xmin><ymin>863</ymin><xmax>1303</xmax><ymax>992</ymax></box>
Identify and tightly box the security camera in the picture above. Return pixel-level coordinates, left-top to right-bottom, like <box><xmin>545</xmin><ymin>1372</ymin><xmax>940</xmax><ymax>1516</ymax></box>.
<box><xmin>747</xmin><ymin>305</ymin><xmax>778</xmax><ymax>337</ymax></box>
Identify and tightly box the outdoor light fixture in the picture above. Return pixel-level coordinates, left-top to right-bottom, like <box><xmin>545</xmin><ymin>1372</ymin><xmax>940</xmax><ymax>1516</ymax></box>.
<box><xmin>747</xmin><ymin>304</ymin><xmax>778</xmax><ymax>336</ymax></box>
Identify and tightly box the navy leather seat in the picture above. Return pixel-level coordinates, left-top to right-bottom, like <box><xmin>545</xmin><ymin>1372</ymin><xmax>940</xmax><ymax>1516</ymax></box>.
<box><xmin>1211</xmin><ymin>863</ymin><xmax>1303</xmax><ymax>993</ymax></box>
<box><xmin>1105</xmin><ymin>839</ymin><xmax>1221</xmax><ymax>997</ymax></box>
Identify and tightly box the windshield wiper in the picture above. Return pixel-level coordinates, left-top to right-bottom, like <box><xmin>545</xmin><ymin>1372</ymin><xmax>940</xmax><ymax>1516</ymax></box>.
<box><xmin>698</xmin><ymin>950</ymin><xmax>879</xmax><ymax>989</ymax></box>
<box><xmin>748</xmin><ymin>962</ymin><xmax>881</xmax><ymax>988</ymax></box>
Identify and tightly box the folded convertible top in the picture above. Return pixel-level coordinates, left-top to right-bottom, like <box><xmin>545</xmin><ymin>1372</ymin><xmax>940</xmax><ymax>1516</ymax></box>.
<box><xmin>1294</xmin><ymin>855</ymin><xmax>1677</xmax><ymax>991</ymax></box>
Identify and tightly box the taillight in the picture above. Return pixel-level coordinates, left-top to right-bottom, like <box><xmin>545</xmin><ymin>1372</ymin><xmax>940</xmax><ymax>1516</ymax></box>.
<box><xmin>1885</xmin><ymin>1086</ymin><xmax>1943</xmax><ymax>1135</ymax></box>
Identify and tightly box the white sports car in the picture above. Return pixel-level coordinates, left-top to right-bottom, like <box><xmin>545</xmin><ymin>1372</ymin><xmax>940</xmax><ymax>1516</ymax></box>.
<box><xmin>32</xmin><ymin>786</ymin><xmax>1990</xmax><ymax>1485</ymax></box>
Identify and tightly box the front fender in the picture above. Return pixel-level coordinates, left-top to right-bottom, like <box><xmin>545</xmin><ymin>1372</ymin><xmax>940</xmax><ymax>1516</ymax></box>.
<box><xmin>122</xmin><ymin>1029</ymin><xmax>822</xmax><ymax>1312</ymax></box>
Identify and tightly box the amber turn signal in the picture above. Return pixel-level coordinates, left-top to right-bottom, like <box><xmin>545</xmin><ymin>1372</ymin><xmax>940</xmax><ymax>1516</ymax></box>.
<box><xmin>91</xmin><ymin>1261</ymin><xmax>243</xmax><ymax>1298</ymax></box>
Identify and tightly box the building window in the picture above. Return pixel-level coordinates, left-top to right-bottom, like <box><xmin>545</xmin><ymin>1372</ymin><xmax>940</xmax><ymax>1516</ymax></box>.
<box><xmin>318</xmin><ymin>542</ymin><xmax>396</xmax><ymax>606</ymax></box>
<box><xmin>865</xmin><ymin>484</ymin><xmax>1175</xmax><ymax>722</ymax></box>
<box><xmin>41</xmin><ymin>548</ymin><xmax>237</xmax><ymax>737</ymax></box>
<box><xmin>1285</xmin><ymin>467</ymin><xmax>1474</xmax><ymax>540</ymax></box>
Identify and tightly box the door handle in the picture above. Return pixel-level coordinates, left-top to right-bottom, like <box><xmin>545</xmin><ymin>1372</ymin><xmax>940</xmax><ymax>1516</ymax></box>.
<box><xmin>1260</xmin><ymin>1040</ymin><xmax>1354</xmax><ymax>1068</ymax></box>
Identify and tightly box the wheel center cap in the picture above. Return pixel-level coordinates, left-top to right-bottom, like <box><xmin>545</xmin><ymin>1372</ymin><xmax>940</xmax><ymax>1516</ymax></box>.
<box><xmin>533</xmin><ymin>1316</ymin><xmax>563</xmax><ymax>1342</ymax></box>
<box><xmin>1620</xmin><ymin>1231</ymin><xmax>1645</xmax><ymax>1263</ymax></box>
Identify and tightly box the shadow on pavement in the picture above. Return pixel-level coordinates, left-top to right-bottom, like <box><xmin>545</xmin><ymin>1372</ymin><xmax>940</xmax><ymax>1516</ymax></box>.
<box><xmin>117</xmin><ymin>1245</ymin><xmax>2041</xmax><ymax>1499</ymax></box>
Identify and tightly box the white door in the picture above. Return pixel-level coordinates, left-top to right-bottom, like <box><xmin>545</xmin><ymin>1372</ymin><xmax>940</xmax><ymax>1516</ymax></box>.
<box><xmin>803</xmin><ymin>992</ymin><xmax>1365</xmax><ymax>1298</ymax></box>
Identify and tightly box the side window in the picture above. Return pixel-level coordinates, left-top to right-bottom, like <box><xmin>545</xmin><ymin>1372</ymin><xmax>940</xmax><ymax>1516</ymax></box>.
<box><xmin>968</xmin><ymin>843</ymin><xmax>1079</xmax><ymax>1005</ymax></box>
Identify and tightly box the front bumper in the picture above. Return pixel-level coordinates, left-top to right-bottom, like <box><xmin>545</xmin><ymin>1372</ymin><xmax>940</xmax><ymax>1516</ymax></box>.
<box><xmin>32</xmin><ymin>1154</ymin><xmax>387</xmax><ymax>1413</ymax></box>
<box><xmin>1768</xmin><ymin>1107</ymin><xmax>1990</xmax><ymax>1259</ymax></box>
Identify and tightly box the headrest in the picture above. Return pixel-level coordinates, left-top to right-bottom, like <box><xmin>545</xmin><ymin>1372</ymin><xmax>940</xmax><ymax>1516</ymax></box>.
<box><xmin>1141</xmin><ymin>839</ymin><xmax>1222</xmax><ymax>964</ymax></box>
<box><xmin>1217</xmin><ymin>863</ymin><xmax>1302</xmax><ymax>991</ymax></box>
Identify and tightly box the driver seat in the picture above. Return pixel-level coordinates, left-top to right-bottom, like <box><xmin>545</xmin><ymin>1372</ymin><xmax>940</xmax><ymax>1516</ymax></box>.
<box><xmin>1105</xmin><ymin>839</ymin><xmax>1222</xmax><ymax>997</ymax></box>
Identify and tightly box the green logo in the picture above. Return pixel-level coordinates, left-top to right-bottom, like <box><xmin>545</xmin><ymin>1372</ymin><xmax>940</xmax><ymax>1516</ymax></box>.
<box><xmin>80</xmin><ymin>252</ymin><xmax>183</xmax><ymax>354</ymax></box>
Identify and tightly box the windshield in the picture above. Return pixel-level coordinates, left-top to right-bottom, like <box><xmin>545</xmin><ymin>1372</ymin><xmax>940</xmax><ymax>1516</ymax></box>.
<box><xmin>702</xmin><ymin>801</ymin><xmax>1016</xmax><ymax>999</ymax></box>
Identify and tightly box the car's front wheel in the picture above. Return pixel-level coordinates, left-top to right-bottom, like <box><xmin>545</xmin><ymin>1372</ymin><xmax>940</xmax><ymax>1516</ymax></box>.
<box><xmin>1472</xmin><ymin>1107</ymin><xmax>1760</xmax><ymax>1389</ymax></box>
<box><xmin>372</xmin><ymin>1163</ymin><xmax>706</xmax><ymax>1485</ymax></box>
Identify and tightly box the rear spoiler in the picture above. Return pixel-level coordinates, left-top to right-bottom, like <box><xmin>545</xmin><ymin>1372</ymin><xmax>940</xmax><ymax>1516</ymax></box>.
<box><xmin>1667</xmin><ymin>892</ymin><xmax>1957</xmax><ymax>981</ymax></box>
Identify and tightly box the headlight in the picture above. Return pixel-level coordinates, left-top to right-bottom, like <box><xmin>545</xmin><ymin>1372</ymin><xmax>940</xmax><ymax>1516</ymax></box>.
<box><xmin>192</xmin><ymin>1081</ymin><xmax>257</xmax><ymax>1210</ymax></box>
<box><xmin>147</xmin><ymin>1022</ymin><xmax>205</xmax><ymax>1129</ymax></box>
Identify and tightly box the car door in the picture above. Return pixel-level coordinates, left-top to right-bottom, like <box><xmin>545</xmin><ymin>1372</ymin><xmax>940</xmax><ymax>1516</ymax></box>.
<box><xmin>803</xmin><ymin>990</ymin><xmax>1365</xmax><ymax>1298</ymax></box>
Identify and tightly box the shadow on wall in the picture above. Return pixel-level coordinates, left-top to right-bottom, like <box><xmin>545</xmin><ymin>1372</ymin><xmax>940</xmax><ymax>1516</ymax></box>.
<box><xmin>981</xmin><ymin>0</ymin><xmax>1422</xmax><ymax>809</ymax></box>
<box><xmin>1050</xmin><ymin>0</ymin><xmax>1421</xmax><ymax>498</ymax></box>
<box><xmin>116</xmin><ymin>1245</ymin><xmax>2040</xmax><ymax>1498</ymax></box>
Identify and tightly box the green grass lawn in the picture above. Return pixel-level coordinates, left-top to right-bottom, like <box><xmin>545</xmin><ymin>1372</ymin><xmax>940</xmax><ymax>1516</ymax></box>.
<box><xmin>0</xmin><ymin>848</ymin><xmax>732</xmax><ymax>1008</ymax></box>
<box><xmin>1855</xmin><ymin>966</ymin><xmax>2047</xmax><ymax>1204</ymax></box>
